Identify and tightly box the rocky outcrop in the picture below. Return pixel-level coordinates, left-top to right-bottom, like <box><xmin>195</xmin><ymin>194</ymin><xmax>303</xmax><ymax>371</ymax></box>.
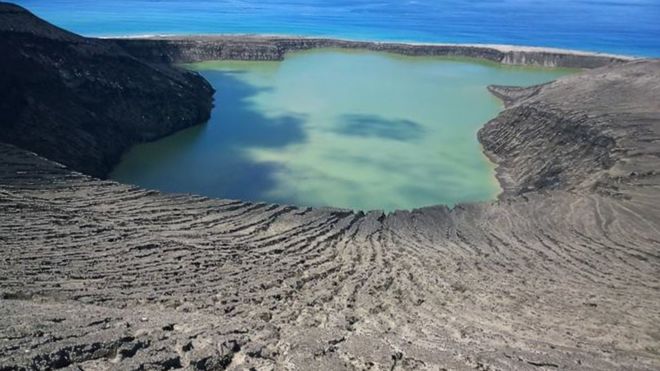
<box><xmin>480</xmin><ymin>60</ymin><xmax>660</xmax><ymax>197</ymax></box>
<box><xmin>0</xmin><ymin>2</ymin><xmax>659</xmax><ymax>370</ymax></box>
<box><xmin>115</xmin><ymin>36</ymin><xmax>633</xmax><ymax>68</ymax></box>
<box><xmin>0</xmin><ymin>3</ymin><xmax>214</xmax><ymax>178</ymax></box>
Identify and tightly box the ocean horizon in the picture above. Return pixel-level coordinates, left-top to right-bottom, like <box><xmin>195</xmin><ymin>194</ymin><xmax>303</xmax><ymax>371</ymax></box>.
<box><xmin>13</xmin><ymin>0</ymin><xmax>660</xmax><ymax>57</ymax></box>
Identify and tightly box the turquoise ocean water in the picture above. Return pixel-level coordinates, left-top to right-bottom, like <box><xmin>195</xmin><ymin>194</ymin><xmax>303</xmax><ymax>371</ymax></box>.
<box><xmin>14</xmin><ymin>0</ymin><xmax>660</xmax><ymax>56</ymax></box>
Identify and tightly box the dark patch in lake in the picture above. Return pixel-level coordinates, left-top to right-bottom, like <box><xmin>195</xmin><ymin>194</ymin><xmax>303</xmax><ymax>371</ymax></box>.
<box><xmin>333</xmin><ymin>114</ymin><xmax>424</xmax><ymax>141</ymax></box>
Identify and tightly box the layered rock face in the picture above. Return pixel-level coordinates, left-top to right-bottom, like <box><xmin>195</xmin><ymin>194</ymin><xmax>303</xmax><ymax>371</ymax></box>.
<box><xmin>115</xmin><ymin>36</ymin><xmax>632</xmax><ymax>68</ymax></box>
<box><xmin>480</xmin><ymin>60</ymin><xmax>660</xmax><ymax>197</ymax></box>
<box><xmin>1</xmin><ymin>3</ymin><xmax>659</xmax><ymax>371</ymax></box>
<box><xmin>0</xmin><ymin>3</ymin><xmax>214</xmax><ymax>178</ymax></box>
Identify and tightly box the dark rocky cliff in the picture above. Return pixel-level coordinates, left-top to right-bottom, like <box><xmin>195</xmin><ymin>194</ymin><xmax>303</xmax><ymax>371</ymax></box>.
<box><xmin>0</xmin><ymin>3</ymin><xmax>214</xmax><ymax>178</ymax></box>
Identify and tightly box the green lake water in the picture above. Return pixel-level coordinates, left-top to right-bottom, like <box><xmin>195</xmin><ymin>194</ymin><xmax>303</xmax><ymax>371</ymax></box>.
<box><xmin>110</xmin><ymin>49</ymin><xmax>574</xmax><ymax>211</ymax></box>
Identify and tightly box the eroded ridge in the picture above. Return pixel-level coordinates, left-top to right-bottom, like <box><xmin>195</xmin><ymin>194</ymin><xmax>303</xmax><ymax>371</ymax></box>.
<box><xmin>115</xmin><ymin>36</ymin><xmax>633</xmax><ymax>69</ymax></box>
<box><xmin>1</xmin><ymin>52</ymin><xmax>659</xmax><ymax>370</ymax></box>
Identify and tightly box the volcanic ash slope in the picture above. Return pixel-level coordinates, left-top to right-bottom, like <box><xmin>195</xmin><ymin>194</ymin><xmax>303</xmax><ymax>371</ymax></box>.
<box><xmin>1</xmin><ymin>60</ymin><xmax>659</xmax><ymax>370</ymax></box>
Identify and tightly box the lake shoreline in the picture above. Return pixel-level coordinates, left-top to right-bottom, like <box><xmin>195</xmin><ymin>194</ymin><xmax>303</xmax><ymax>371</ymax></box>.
<box><xmin>109</xmin><ymin>36</ymin><xmax>625</xmax><ymax>203</ymax></box>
